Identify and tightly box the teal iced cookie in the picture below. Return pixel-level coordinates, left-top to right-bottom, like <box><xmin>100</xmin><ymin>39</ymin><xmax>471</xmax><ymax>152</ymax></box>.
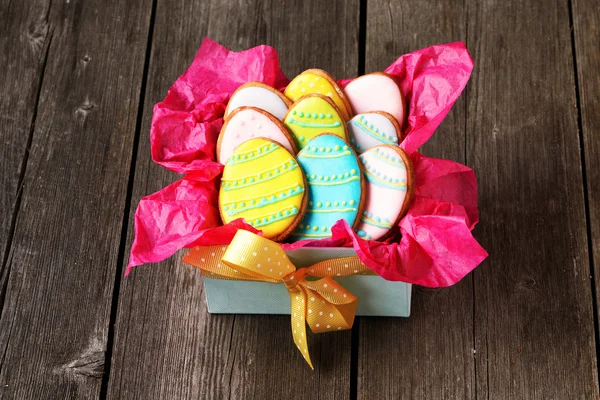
<box><xmin>291</xmin><ymin>134</ymin><xmax>364</xmax><ymax>240</ymax></box>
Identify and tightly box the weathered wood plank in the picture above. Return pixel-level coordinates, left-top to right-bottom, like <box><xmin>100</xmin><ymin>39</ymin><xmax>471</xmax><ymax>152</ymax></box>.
<box><xmin>572</xmin><ymin>0</ymin><xmax>600</xmax><ymax>361</ymax></box>
<box><xmin>0</xmin><ymin>0</ymin><xmax>152</xmax><ymax>398</ymax></box>
<box><xmin>357</xmin><ymin>1</ymin><xmax>476</xmax><ymax>399</ymax></box>
<box><xmin>107</xmin><ymin>0</ymin><xmax>359</xmax><ymax>398</ymax></box>
<box><xmin>0</xmin><ymin>0</ymin><xmax>51</xmax><ymax>287</ymax></box>
<box><xmin>468</xmin><ymin>0</ymin><xmax>599</xmax><ymax>398</ymax></box>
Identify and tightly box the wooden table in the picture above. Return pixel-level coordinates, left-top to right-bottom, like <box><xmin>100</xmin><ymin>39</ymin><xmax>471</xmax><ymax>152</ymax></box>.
<box><xmin>1</xmin><ymin>0</ymin><xmax>599</xmax><ymax>398</ymax></box>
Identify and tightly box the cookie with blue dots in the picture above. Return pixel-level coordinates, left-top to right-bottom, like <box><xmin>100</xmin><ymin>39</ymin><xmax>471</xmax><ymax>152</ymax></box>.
<box><xmin>219</xmin><ymin>138</ymin><xmax>308</xmax><ymax>241</ymax></box>
<box><xmin>346</xmin><ymin>111</ymin><xmax>403</xmax><ymax>153</ymax></box>
<box><xmin>291</xmin><ymin>134</ymin><xmax>365</xmax><ymax>240</ymax></box>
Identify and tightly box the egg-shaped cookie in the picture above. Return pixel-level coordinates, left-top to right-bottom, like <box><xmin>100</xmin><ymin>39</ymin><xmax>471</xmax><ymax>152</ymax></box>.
<box><xmin>343</xmin><ymin>72</ymin><xmax>406</xmax><ymax>126</ymax></box>
<box><xmin>347</xmin><ymin>112</ymin><xmax>402</xmax><ymax>153</ymax></box>
<box><xmin>217</xmin><ymin>107</ymin><xmax>297</xmax><ymax>165</ymax></box>
<box><xmin>355</xmin><ymin>145</ymin><xmax>414</xmax><ymax>241</ymax></box>
<box><xmin>284</xmin><ymin>69</ymin><xmax>353</xmax><ymax>120</ymax></box>
<box><xmin>291</xmin><ymin>134</ymin><xmax>364</xmax><ymax>240</ymax></box>
<box><xmin>220</xmin><ymin>138</ymin><xmax>307</xmax><ymax>241</ymax></box>
<box><xmin>283</xmin><ymin>94</ymin><xmax>348</xmax><ymax>150</ymax></box>
<box><xmin>225</xmin><ymin>82</ymin><xmax>292</xmax><ymax>120</ymax></box>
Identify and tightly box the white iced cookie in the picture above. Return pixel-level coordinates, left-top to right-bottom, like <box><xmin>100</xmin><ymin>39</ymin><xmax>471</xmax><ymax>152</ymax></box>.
<box><xmin>355</xmin><ymin>145</ymin><xmax>414</xmax><ymax>241</ymax></box>
<box><xmin>225</xmin><ymin>82</ymin><xmax>292</xmax><ymax>120</ymax></box>
<box><xmin>347</xmin><ymin>111</ymin><xmax>401</xmax><ymax>153</ymax></box>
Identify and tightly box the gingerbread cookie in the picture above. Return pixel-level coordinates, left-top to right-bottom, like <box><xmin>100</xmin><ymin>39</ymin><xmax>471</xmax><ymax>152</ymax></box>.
<box><xmin>219</xmin><ymin>138</ymin><xmax>307</xmax><ymax>241</ymax></box>
<box><xmin>343</xmin><ymin>72</ymin><xmax>406</xmax><ymax>126</ymax></box>
<box><xmin>284</xmin><ymin>69</ymin><xmax>353</xmax><ymax>120</ymax></box>
<box><xmin>217</xmin><ymin>106</ymin><xmax>297</xmax><ymax>165</ymax></box>
<box><xmin>347</xmin><ymin>112</ymin><xmax>402</xmax><ymax>153</ymax></box>
<box><xmin>291</xmin><ymin>134</ymin><xmax>364</xmax><ymax>240</ymax></box>
<box><xmin>355</xmin><ymin>145</ymin><xmax>414</xmax><ymax>241</ymax></box>
<box><xmin>283</xmin><ymin>94</ymin><xmax>348</xmax><ymax>150</ymax></box>
<box><xmin>225</xmin><ymin>82</ymin><xmax>292</xmax><ymax>120</ymax></box>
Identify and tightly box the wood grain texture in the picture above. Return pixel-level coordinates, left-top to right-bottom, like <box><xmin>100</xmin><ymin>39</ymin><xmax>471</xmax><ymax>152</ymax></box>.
<box><xmin>0</xmin><ymin>0</ymin><xmax>152</xmax><ymax>398</ymax></box>
<box><xmin>358</xmin><ymin>1</ymin><xmax>476</xmax><ymax>399</ymax></box>
<box><xmin>572</xmin><ymin>0</ymin><xmax>600</xmax><ymax>344</ymax></box>
<box><xmin>467</xmin><ymin>0</ymin><xmax>599</xmax><ymax>398</ymax></box>
<box><xmin>107</xmin><ymin>0</ymin><xmax>359</xmax><ymax>399</ymax></box>
<box><xmin>0</xmin><ymin>0</ymin><xmax>51</xmax><ymax>285</ymax></box>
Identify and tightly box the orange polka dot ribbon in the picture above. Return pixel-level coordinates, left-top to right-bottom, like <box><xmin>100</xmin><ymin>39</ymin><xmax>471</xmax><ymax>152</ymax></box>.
<box><xmin>182</xmin><ymin>229</ymin><xmax>374</xmax><ymax>369</ymax></box>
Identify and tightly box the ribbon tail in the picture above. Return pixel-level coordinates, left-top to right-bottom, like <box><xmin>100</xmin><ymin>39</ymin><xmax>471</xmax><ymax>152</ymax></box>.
<box><xmin>303</xmin><ymin>277</ymin><xmax>359</xmax><ymax>333</ymax></box>
<box><xmin>288</xmin><ymin>285</ymin><xmax>313</xmax><ymax>369</ymax></box>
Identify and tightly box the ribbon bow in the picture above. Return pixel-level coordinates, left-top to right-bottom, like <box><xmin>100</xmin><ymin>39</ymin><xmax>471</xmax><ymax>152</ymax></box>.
<box><xmin>182</xmin><ymin>229</ymin><xmax>373</xmax><ymax>368</ymax></box>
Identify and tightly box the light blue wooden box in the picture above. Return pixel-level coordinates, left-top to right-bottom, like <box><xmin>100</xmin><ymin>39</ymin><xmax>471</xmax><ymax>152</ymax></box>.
<box><xmin>203</xmin><ymin>247</ymin><xmax>412</xmax><ymax>317</ymax></box>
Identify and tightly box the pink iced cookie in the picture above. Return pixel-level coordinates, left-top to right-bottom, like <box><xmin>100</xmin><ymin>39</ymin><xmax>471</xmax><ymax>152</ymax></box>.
<box><xmin>355</xmin><ymin>145</ymin><xmax>414</xmax><ymax>241</ymax></box>
<box><xmin>343</xmin><ymin>73</ymin><xmax>406</xmax><ymax>127</ymax></box>
<box><xmin>217</xmin><ymin>107</ymin><xmax>297</xmax><ymax>165</ymax></box>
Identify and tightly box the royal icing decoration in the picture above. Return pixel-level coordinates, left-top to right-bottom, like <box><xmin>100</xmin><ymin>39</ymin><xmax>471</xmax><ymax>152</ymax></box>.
<box><xmin>347</xmin><ymin>112</ymin><xmax>400</xmax><ymax>153</ymax></box>
<box><xmin>291</xmin><ymin>134</ymin><xmax>362</xmax><ymax>240</ymax></box>
<box><xmin>217</xmin><ymin>107</ymin><xmax>296</xmax><ymax>165</ymax></box>
<box><xmin>284</xmin><ymin>95</ymin><xmax>347</xmax><ymax>150</ymax></box>
<box><xmin>220</xmin><ymin>138</ymin><xmax>306</xmax><ymax>240</ymax></box>
<box><xmin>284</xmin><ymin>69</ymin><xmax>352</xmax><ymax>120</ymax></box>
<box><xmin>355</xmin><ymin>146</ymin><xmax>412</xmax><ymax>240</ymax></box>
<box><xmin>343</xmin><ymin>73</ymin><xmax>406</xmax><ymax>126</ymax></box>
<box><xmin>225</xmin><ymin>82</ymin><xmax>290</xmax><ymax>120</ymax></box>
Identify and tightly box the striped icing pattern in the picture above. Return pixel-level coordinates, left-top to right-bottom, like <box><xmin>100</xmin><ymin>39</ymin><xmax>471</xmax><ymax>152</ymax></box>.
<box><xmin>354</xmin><ymin>146</ymin><xmax>410</xmax><ymax>241</ymax></box>
<box><xmin>284</xmin><ymin>95</ymin><xmax>347</xmax><ymax>150</ymax></box>
<box><xmin>347</xmin><ymin>113</ymin><xmax>400</xmax><ymax>153</ymax></box>
<box><xmin>219</xmin><ymin>138</ymin><xmax>306</xmax><ymax>239</ymax></box>
<box><xmin>291</xmin><ymin>135</ymin><xmax>362</xmax><ymax>240</ymax></box>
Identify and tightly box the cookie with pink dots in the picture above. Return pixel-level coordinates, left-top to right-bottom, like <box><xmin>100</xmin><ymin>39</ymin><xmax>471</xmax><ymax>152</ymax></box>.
<box><xmin>355</xmin><ymin>145</ymin><xmax>414</xmax><ymax>241</ymax></box>
<box><xmin>217</xmin><ymin>106</ymin><xmax>297</xmax><ymax>165</ymax></box>
<box><xmin>343</xmin><ymin>72</ymin><xmax>407</xmax><ymax>127</ymax></box>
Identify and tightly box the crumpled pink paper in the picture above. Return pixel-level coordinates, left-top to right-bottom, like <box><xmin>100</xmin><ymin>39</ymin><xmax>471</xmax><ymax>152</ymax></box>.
<box><xmin>126</xmin><ymin>38</ymin><xmax>487</xmax><ymax>287</ymax></box>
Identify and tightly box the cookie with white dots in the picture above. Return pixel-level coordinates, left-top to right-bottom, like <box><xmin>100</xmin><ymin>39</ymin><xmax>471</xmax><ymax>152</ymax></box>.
<box><xmin>355</xmin><ymin>145</ymin><xmax>414</xmax><ymax>241</ymax></box>
<box><xmin>284</xmin><ymin>69</ymin><xmax>353</xmax><ymax>121</ymax></box>
<box><xmin>225</xmin><ymin>82</ymin><xmax>292</xmax><ymax>121</ymax></box>
<box><xmin>217</xmin><ymin>106</ymin><xmax>297</xmax><ymax>165</ymax></box>
<box><xmin>343</xmin><ymin>72</ymin><xmax>406</xmax><ymax>127</ymax></box>
<box><xmin>219</xmin><ymin>138</ymin><xmax>308</xmax><ymax>241</ymax></box>
<box><xmin>290</xmin><ymin>134</ymin><xmax>365</xmax><ymax>240</ymax></box>
<box><xmin>347</xmin><ymin>111</ymin><xmax>402</xmax><ymax>153</ymax></box>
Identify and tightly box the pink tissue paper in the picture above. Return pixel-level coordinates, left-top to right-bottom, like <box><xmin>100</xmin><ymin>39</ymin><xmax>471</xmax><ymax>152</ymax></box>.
<box><xmin>126</xmin><ymin>38</ymin><xmax>487</xmax><ymax>287</ymax></box>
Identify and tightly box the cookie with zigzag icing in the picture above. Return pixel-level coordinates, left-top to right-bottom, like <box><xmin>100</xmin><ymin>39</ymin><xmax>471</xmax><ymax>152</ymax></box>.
<box><xmin>219</xmin><ymin>138</ymin><xmax>307</xmax><ymax>241</ymax></box>
<box><xmin>290</xmin><ymin>134</ymin><xmax>364</xmax><ymax>240</ymax></box>
<box><xmin>355</xmin><ymin>145</ymin><xmax>414</xmax><ymax>241</ymax></box>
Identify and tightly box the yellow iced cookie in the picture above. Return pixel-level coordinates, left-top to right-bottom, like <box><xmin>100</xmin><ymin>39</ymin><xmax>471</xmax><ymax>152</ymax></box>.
<box><xmin>283</xmin><ymin>94</ymin><xmax>348</xmax><ymax>150</ymax></box>
<box><xmin>284</xmin><ymin>69</ymin><xmax>353</xmax><ymax>120</ymax></box>
<box><xmin>219</xmin><ymin>138</ymin><xmax>307</xmax><ymax>241</ymax></box>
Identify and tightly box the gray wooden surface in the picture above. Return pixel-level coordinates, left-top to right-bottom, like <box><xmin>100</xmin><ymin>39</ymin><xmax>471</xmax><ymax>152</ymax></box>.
<box><xmin>358</xmin><ymin>1</ymin><xmax>475</xmax><ymax>398</ymax></box>
<box><xmin>1</xmin><ymin>0</ymin><xmax>599</xmax><ymax>399</ymax></box>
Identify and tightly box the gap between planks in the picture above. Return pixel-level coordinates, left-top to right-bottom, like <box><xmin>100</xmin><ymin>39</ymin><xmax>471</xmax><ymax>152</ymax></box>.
<box><xmin>0</xmin><ymin>26</ymin><xmax>53</xmax><ymax>326</ymax></box>
<box><xmin>350</xmin><ymin>1</ymin><xmax>368</xmax><ymax>398</ymax></box>
<box><xmin>567</xmin><ymin>0</ymin><xmax>600</xmax><ymax>388</ymax></box>
<box><xmin>98</xmin><ymin>0</ymin><xmax>158</xmax><ymax>398</ymax></box>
